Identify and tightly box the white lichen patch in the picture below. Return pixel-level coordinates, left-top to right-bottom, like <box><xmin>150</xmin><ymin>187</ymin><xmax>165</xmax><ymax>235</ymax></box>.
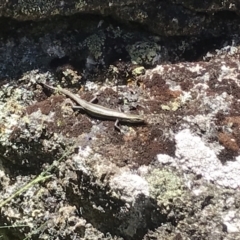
<box><xmin>173</xmin><ymin>129</ymin><xmax>240</xmax><ymax>189</ymax></box>
<box><xmin>218</xmin><ymin>64</ymin><xmax>239</xmax><ymax>83</ymax></box>
<box><xmin>110</xmin><ymin>172</ymin><xmax>149</xmax><ymax>203</ymax></box>
<box><xmin>23</xmin><ymin>110</ymin><xmax>56</xmax><ymax>146</ymax></box>
<box><xmin>188</xmin><ymin>63</ymin><xmax>204</xmax><ymax>74</ymax></box>
<box><xmin>222</xmin><ymin>210</ymin><xmax>240</xmax><ymax>233</ymax></box>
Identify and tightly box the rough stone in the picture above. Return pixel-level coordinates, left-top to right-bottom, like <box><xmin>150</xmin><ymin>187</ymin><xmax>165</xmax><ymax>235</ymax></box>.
<box><xmin>1</xmin><ymin>1</ymin><xmax>240</xmax><ymax>240</ymax></box>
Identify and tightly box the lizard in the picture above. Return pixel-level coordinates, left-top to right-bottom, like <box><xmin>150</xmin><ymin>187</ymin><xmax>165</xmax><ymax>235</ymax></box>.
<box><xmin>41</xmin><ymin>83</ymin><xmax>145</xmax><ymax>128</ymax></box>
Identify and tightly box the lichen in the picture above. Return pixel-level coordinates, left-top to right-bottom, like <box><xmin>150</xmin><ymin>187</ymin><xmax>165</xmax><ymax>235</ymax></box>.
<box><xmin>75</xmin><ymin>1</ymin><xmax>88</xmax><ymax>10</ymax></box>
<box><xmin>18</xmin><ymin>0</ymin><xmax>59</xmax><ymax>16</ymax></box>
<box><xmin>82</xmin><ymin>30</ymin><xmax>106</xmax><ymax>61</ymax></box>
<box><xmin>126</xmin><ymin>41</ymin><xmax>166</xmax><ymax>66</ymax></box>
<box><xmin>132</xmin><ymin>66</ymin><xmax>145</xmax><ymax>76</ymax></box>
<box><xmin>146</xmin><ymin>169</ymin><xmax>183</xmax><ymax>204</ymax></box>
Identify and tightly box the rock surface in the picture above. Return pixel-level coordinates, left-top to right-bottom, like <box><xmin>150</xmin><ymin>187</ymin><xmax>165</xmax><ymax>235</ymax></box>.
<box><xmin>0</xmin><ymin>1</ymin><xmax>240</xmax><ymax>240</ymax></box>
<box><xmin>0</xmin><ymin>0</ymin><xmax>240</xmax><ymax>37</ymax></box>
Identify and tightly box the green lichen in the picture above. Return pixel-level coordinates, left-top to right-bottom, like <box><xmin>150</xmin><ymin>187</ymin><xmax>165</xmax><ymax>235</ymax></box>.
<box><xmin>18</xmin><ymin>0</ymin><xmax>58</xmax><ymax>16</ymax></box>
<box><xmin>146</xmin><ymin>169</ymin><xmax>183</xmax><ymax>204</ymax></box>
<box><xmin>107</xmin><ymin>25</ymin><xmax>122</xmax><ymax>38</ymax></box>
<box><xmin>135</xmin><ymin>9</ymin><xmax>148</xmax><ymax>21</ymax></box>
<box><xmin>126</xmin><ymin>41</ymin><xmax>162</xmax><ymax>66</ymax></box>
<box><xmin>83</xmin><ymin>30</ymin><xmax>106</xmax><ymax>60</ymax></box>
<box><xmin>75</xmin><ymin>1</ymin><xmax>88</xmax><ymax>10</ymax></box>
<box><xmin>132</xmin><ymin>66</ymin><xmax>145</xmax><ymax>76</ymax></box>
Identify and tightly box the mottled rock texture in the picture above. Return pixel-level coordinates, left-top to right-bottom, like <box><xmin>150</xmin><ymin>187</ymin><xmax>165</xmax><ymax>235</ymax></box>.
<box><xmin>1</xmin><ymin>1</ymin><xmax>240</xmax><ymax>240</ymax></box>
<box><xmin>0</xmin><ymin>0</ymin><xmax>239</xmax><ymax>36</ymax></box>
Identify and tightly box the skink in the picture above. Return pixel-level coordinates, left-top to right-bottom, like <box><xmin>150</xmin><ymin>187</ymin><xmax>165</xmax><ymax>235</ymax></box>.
<box><xmin>42</xmin><ymin>83</ymin><xmax>145</xmax><ymax>123</ymax></box>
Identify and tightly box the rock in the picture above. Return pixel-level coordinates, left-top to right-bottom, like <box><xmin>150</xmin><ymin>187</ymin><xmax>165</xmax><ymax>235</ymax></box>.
<box><xmin>1</xmin><ymin>1</ymin><xmax>240</xmax><ymax>239</ymax></box>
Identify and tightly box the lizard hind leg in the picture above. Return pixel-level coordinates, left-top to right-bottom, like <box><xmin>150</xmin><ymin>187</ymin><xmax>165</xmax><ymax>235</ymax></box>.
<box><xmin>64</xmin><ymin>99</ymin><xmax>84</xmax><ymax>110</ymax></box>
<box><xmin>114</xmin><ymin>119</ymin><xmax>121</xmax><ymax>131</ymax></box>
